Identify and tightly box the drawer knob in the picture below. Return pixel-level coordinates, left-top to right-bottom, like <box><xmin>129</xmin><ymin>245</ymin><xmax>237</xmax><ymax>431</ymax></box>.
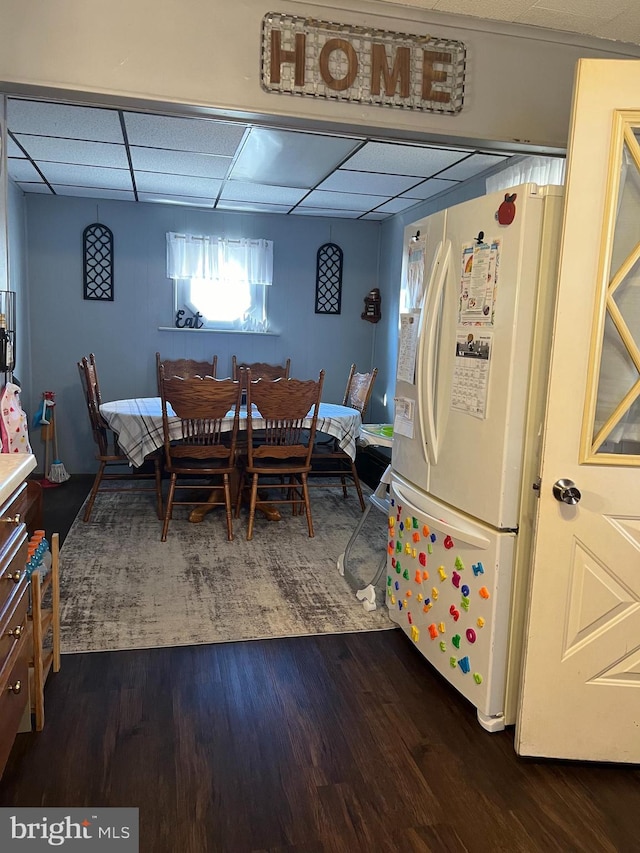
<box><xmin>5</xmin><ymin>571</ymin><xmax>21</xmax><ymax>583</ymax></box>
<box><xmin>7</xmin><ymin>625</ymin><xmax>22</xmax><ymax>639</ymax></box>
<box><xmin>7</xmin><ymin>680</ymin><xmax>22</xmax><ymax>694</ymax></box>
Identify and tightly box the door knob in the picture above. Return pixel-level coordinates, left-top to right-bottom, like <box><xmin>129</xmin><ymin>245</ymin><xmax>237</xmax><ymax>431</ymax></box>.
<box><xmin>552</xmin><ymin>479</ymin><xmax>581</xmax><ymax>505</ymax></box>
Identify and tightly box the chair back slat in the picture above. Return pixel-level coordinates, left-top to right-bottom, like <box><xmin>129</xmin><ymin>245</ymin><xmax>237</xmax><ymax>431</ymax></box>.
<box><xmin>179</xmin><ymin>419</ymin><xmax>225</xmax><ymax>445</ymax></box>
<box><xmin>342</xmin><ymin>364</ymin><xmax>378</xmax><ymax>418</ymax></box>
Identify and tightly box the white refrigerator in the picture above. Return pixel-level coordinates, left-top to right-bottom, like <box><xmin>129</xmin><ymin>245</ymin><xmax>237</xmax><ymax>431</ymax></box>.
<box><xmin>387</xmin><ymin>183</ymin><xmax>564</xmax><ymax>732</ymax></box>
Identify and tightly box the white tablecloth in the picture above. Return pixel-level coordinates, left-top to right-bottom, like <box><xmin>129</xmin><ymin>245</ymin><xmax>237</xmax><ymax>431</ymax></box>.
<box><xmin>99</xmin><ymin>397</ymin><xmax>362</xmax><ymax>467</ymax></box>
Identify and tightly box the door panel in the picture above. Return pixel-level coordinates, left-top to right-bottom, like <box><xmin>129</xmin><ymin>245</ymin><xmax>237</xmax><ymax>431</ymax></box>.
<box><xmin>386</xmin><ymin>473</ymin><xmax>516</xmax><ymax>727</ymax></box>
<box><xmin>591</xmin><ymin>135</ymin><xmax>640</xmax><ymax>454</ymax></box>
<box><xmin>516</xmin><ymin>60</ymin><xmax>640</xmax><ymax>763</ymax></box>
<box><xmin>391</xmin><ymin>210</ymin><xmax>445</xmax><ymax>492</ymax></box>
<box><xmin>427</xmin><ymin>185</ymin><xmax>549</xmax><ymax>528</ymax></box>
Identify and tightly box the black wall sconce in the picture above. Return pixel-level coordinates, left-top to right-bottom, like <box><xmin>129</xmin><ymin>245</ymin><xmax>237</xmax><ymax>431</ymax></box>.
<box><xmin>361</xmin><ymin>288</ymin><xmax>381</xmax><ymax>324</ymax></box>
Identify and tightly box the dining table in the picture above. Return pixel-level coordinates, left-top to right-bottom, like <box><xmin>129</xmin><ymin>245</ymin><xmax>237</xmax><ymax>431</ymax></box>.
<box><xmin>99</xmin><ymin>397</ymin><xmax>363</xmax><ymax>523</ymax></box>
<box><xmin>100</xmin><ymin>397</ymin><xmax>362</xmax><ymax>466</ymax></box>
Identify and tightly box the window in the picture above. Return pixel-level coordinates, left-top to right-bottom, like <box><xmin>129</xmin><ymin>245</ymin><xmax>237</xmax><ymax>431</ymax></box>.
<box><xmin>166</xmin><ymin>233</ymin><xmax>273</xmax><ymax>331</ymax></box>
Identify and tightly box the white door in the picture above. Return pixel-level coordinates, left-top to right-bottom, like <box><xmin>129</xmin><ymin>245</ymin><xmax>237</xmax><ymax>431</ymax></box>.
<box><xmin>516</xmin><ymin>59</ymin><xmax>640</xmax><ymax>763</ymax></box>
<box><xmin>392</xmin><ymin>210</ymin><xmax>445</xmax><ymax>492</ymax></box>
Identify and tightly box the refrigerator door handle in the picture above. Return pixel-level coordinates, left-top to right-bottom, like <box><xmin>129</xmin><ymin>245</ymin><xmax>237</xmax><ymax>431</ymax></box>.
<box><xmin>415</xmin><ymin>240</ymin><xmax>443</xmax><ymax>468</ymax></box>
<box><xmin>394</xmin><ymin>481</ymin><xmax>491</xmax><ymax>549</ymax></box>
<box><xmin>423</xmin><ymin>239</ymin><xmax>452</xmax><ymax>465</ymax></box>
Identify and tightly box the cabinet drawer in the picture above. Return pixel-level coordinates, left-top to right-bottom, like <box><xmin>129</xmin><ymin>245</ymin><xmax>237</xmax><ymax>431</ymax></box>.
<box><xmin>0</xmin><ymin>481</ymin><xmax>42</xmax><ymax>535</ymax></box>
<box><xmin>0</xmin><ymin>584</ymin><xmax>28</xmax><ymax>674</ymax></box>
<box><xmin>0</xmin><ymin>524</ymin><xmax>28</xmax><ymax>625</ymax></box>
<box><xmin>0</xmin><ymin>648</ymin><xmax>28</xmax><ymax>773</ymax></box>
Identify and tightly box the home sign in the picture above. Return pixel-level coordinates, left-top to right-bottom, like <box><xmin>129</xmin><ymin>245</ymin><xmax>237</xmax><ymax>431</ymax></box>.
<box><xmin>261</xmin><ymin>12</ymin><xmax>466</xmax><ymax>114</ymax></box>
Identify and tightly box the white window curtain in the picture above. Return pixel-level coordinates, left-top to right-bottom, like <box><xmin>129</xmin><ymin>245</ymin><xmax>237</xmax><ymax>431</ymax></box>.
<box><xmin>486</xmin><ymin>156</ymin><xmax>566</xmax><ymax>193</ymax></box>
<box><xmin>166</xmin><ymin>233</ymin><xmax>273</xmax><ymax>285</ymax></box>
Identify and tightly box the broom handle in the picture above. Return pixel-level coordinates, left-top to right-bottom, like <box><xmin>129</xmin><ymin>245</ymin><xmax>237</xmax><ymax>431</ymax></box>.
<box><xmin>53</xmin><ymin>408</ymin><xmax>59</xmax><ymax>459</ymax></box>
<box><xmin>44</xmin><ymin>423</ymin><xmax>50</xmax><ymax>475</ymax></box>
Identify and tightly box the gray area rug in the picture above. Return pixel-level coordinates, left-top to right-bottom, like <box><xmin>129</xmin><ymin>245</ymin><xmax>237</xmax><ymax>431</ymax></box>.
<box><xmin>59</xmin><ymin>485</ymin><xmax>393</xmax><ymax>653</ymax></box>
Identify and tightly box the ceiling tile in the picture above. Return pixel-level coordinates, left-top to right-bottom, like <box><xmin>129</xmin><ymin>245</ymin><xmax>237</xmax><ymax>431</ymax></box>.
<box><xmin>292</xmin><ymin>208</ymin><xmax>365</xmax><ymax>218</ymax></box>
<box><xmin>401</xmin><ymin>178</ymin><xmax>460</xmax><ymax>200</ymax></box>
<box><xmin>123</xmin><ymin>112</ymin><xmax>247</xmax><ymax>155</ymax></box>
<box><xmin>38</xmin><ymin>163</ymin><xmax>132</xmax><ymax>190</ymax></box>
<box><xmin>229</xmin><ymin>127</ymin><xmax>362</xmax><ymax>188</ymax></box>
<box><xmin>437</xmin><ymin>153</ymin><xmax>510</xmax><ymax>181</ymax></box>
<box><xmin>7</xmin><ymin>138</ymin><xmax>25</xmax><ymax>158</ymax></box>
<box><xmin>373</xmin><ymin>197</ymin><xmax>421</xmax><ymax>214</ymax></box>
<box><xmin>15</xmin><ymin>135</ymin><xmax>128</xmax><ymax>169</ymax></box>
<box><xmin>297</xmin><ymin>190</ymin><xmax>388</xmax><ymax>211</ymax></box>
<box><xmin>51</xmin><ymin>186</ymin><xmax>136</xmax><ymax>201</ymax></box>
<box><xmin>16</xmin><ymin>182</ymin><xmax>51</xmax><ymax>194</ymax></box>
<box><xmin>131</xmin><ymin>147</ymin><xmax>231</xmax><ymax>179</ymax></box>
<box><xmin>317</xmin><ymin>169</ymin><xmax>420</xmax><ymax>196</ymax></box>
<box><xmin>7</xmin><ymin>98</ymin><xmax>123</xmax><ymax>142</ymax></box>
<box><xmin>216</xmin><ymin>200</ymin><xmax>293</xmax><ymax>214</ymax></box>
<box><xmin>219</xmin><ymin>181</ymin><xmax>306</xmax><ymax>205</ymax></box>
<box><xmin>135</xmin><ymin>172</ymin><xmax>222</xmax><ymax>198</ymax></box>
<box><xmin>8</xmin><ymin>159</ymin><xmax>42</xmax><ymax>182</ymax></box>
<box><xmin>5</xmin><ymin>96</ymin><xmax>518</xmax><ymax>217</ymax></box>
<box><xmin>138</xmin><ymin>193</ymin><xmax>215</xmax><ymax>208</ymax></box>
<box><xmin>343</xmin><ymin>141</ymin><xmax>474</xmax><ymax>177</ymax></box>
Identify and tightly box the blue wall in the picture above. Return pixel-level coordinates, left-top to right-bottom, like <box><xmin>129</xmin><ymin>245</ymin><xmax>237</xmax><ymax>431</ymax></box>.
<box><xmin>16</xmin><ymin>158</ymin><xmax>521</xmax><ymax>473</ymax></box>
<box><xmin>23</xmin><ymin>194</ymin><xmax>381</xmax><ymax>474</ymax></box>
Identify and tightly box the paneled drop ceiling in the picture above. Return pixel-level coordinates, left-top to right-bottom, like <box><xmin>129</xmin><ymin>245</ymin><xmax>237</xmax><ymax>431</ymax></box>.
<box><xmin>6</xmin><ymin>98</ymin><xmax>512</xmax><ymax>220</ymax></box>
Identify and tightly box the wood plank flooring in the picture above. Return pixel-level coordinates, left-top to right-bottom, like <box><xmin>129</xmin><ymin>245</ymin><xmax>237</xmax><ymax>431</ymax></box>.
<box><xmin>1</xmin><ymin>476</ymin><xmax>638</xmax><ymax>852</ymax></box>
<box><xmin>0</xmin><ymin>632</ymin><xmax>638</xmax><ymax>853</ymax></box>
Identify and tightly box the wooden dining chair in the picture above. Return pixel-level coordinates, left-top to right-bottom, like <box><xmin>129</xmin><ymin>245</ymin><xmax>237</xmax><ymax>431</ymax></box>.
<box><xmin>159</xmin><ymin>366</ymin><xmax>242</xmax><ymax>541</ymax></box>
<box><xmin>83</xmin><ymin>351</ymin><xmax>103</xmax><ymax>406</ymax></box>
<box><xmin>156</xmin><ymin>353</ymin><xmax>218</xmax><ymax>392</ymax></box>
<box><xmin>231</xmin><ymin>356</ymin><xmax>291</xmax><ymax>387</ymax></box>
<box><xmin>78</xmin><ymin>353</ymin><xmax>163</xmax><ymax>522</ymax></box>
<box><xmin>310</xmin><ymin>364</ymin><xmax>378</xmax><ymax>511</ymax></box>
<box><xmin>342</xmin><ymin>364</ymin><xmax>378</xmax><ymax>418</ymax></box>
<box><xmin>236</xmin><ymin>369</ymin><xmax>324</xmax><ymax>540</ymax></box>
<box><xmin>231</xmin><ymin>357</ymin><xmax>292</xmax><ymax>455</ymax></box>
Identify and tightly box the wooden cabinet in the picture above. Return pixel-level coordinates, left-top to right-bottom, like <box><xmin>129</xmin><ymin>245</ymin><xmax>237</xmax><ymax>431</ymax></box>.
<box><xmin>0</xmin><ymin>519</ymin><xmax>29</xmax><ymax>774</ymax></box>
<box><xmin>0</xmin><ymin>454</ymin><xmax>38</xmax><ymax>777</ymax></box>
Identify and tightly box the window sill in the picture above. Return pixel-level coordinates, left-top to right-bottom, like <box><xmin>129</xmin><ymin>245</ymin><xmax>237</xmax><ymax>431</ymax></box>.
<box><xmin>158</xmin><ymin>327</ymin><xmax>279</xmax><ymax>336</ymax></box>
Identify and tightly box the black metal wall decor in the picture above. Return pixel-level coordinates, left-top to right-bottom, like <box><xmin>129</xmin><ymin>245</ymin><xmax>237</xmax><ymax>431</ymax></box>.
<box><xmin>315</xmin><ymin>242</ymin><xmax>343</xmax><ymax>315</ymax></box>
<box><xmin>83</xmin><ymin>223</ymin><xmax>114</xmax><ymax>301</ymax></box>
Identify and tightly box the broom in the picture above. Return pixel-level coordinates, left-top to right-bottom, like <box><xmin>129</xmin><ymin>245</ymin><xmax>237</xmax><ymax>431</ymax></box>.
<box><xmin>47</xmin><ymin>408</ymin><xmax>70</xmax><ymax>484</ymax></box>
<box><xmin>40</xmin><ymin>416</ymin><xmax>58</xmax><ymax>489</ymax></box>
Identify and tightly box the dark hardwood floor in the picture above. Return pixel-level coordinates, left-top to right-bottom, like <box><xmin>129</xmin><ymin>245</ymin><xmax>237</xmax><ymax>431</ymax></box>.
<box><xmin>0</xmin><ymin>474</ymin><xmax>638</xmax><ymax>853</ymax></box>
